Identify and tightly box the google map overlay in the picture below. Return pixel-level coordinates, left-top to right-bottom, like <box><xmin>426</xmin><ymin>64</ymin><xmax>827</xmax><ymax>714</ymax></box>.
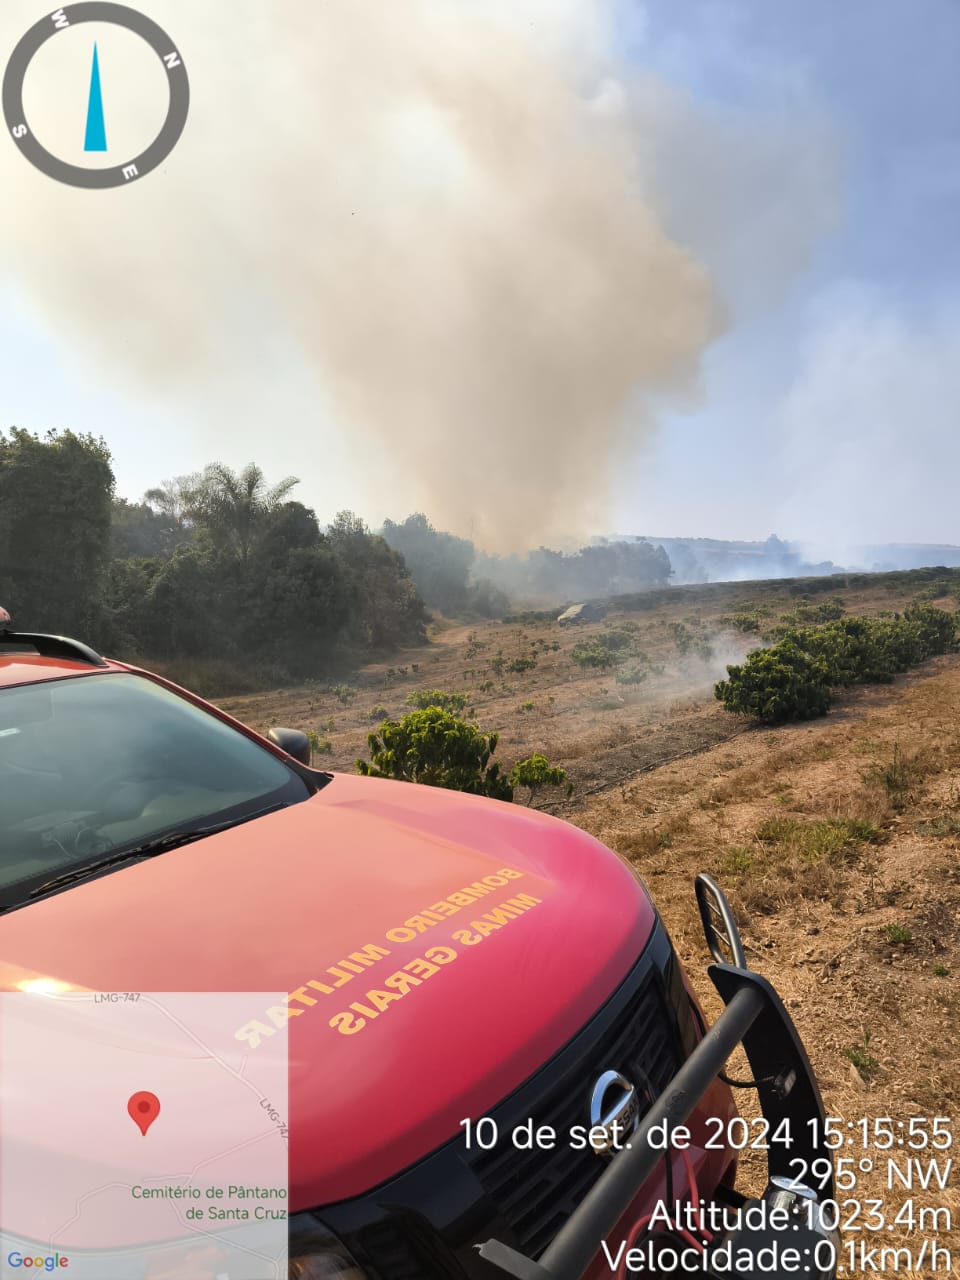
<box><xmin>0</xmin><ymin>992</ymin><xmax>288</xmax><ymax>1280</ymax></box>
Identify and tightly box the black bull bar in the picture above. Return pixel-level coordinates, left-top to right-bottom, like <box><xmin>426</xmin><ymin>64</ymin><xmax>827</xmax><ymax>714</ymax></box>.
<box><xmin>477</xmin><ymin>961</ymin><xmax>834</xmax><ymax>1280</ymax></box>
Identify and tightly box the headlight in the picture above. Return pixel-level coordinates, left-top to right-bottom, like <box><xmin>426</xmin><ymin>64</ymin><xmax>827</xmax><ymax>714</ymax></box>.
<box><xmin>289</xmin><ymin>1218</ymin><xmax>371</xmax><ymax>1279</ymax></box>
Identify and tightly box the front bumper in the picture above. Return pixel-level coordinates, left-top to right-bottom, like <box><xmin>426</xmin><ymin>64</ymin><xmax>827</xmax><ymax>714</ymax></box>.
<box><xmin>299</xmin><ymin>878</ymin><xmax>835</xmax><ymax>1280</ymax></box>
<box><xmin>478</xmin><ymin>951</ymin><xmax>836</xmax><ymax>1279</ymax></box>
<box><xmin>297</xmin><ymin>914</ymin><xmax>732</xmax><ymax>1277</ymax></box>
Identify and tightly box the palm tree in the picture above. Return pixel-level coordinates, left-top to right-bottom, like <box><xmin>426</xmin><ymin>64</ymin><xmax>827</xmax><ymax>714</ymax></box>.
<box><xmin>192</xmin><ymin>463</ymin><xmax>299</xmax><ymax>567</ymax></box>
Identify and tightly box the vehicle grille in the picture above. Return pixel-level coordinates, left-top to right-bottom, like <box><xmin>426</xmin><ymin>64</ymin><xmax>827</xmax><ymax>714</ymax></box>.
<box><xmin>465</xmin><ymin>971</ymin><xmax>681</xmax><ymax>1259</ymax></box>
<box><xmin>357</xmin><ymin>1220</ymin><xmax>436</xmax><ymax>1279</ymax></box>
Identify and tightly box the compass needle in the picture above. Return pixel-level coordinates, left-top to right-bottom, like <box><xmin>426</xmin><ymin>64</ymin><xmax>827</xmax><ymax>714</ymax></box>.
<box><xmin>5</xmin><ymin>4</ymin><xmax>188</xmax><ymax>188</ymax></box>
<box><xmin>83</xmin><ymin>41</ymin><xmax>107</xmax><ymax>152</ymax></box>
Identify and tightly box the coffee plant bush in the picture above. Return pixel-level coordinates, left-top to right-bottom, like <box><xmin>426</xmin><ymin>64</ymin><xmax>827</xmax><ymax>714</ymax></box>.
<box><xmin>716</xmin><ymin>605</ymin><xmax>957</xmax><ymax>724</ymax></box>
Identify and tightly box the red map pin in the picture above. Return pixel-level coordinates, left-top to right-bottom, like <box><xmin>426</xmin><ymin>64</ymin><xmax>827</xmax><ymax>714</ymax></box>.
<box><xmin>128</xmin><ymin>1091</ymin><xmax>161</xmax><ymax>1136</ymax></box>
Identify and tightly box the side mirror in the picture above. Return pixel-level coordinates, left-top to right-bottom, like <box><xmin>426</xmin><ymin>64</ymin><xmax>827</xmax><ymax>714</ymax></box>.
<box><xmin>267</xmin><ymin>726</ymin><xmax>311</xmax><ymax>767</ymax></box>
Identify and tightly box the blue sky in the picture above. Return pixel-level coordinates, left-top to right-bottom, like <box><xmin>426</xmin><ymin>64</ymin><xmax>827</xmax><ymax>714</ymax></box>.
<box><xmin>1</xmin><ymin>0</ymin><xmax>959</xmax><ymax>553</ymax></box>
<box><xmin>623</xmin><ymin>0</ymin><xmax>960</xmax><ymax>551</ymax></box>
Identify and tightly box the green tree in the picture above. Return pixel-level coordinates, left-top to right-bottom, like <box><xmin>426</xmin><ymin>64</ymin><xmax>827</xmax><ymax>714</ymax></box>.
<box><xmin>138</xmin><ymin>546</ymin><xmax>223</xmax><ymax>658</ymax></box>
<box><xmin>111</xmin><ymin>497</ymin><xmax>192</xmax><ymax>559</ymax></box>
<box><xmin>381</xmin><ymin>512</ymin><xmax>475</xmax><ymax>613</ymax></box>
<box><xmin>329</xmin><ymin>511</ymin><xmax>428</xmax><ymax>650</ymax></box>
<box><xmin>253</xmin><ymin>544</ymin><xmax>351</xmax><ymax>674</ymax></box>
<box><xmin>143</xmin><ymin>474</ymin><xmax>202</xmax><ymax>527</ymax></box>
<box><xmin>254</xmin><ymin>502</ymin><xmax>322</xmax><ymax>563</ymax></box>
<box><xmin>356</xmin><ymin>707</ymin><xmax>513</xmax><ymax>800</ymax></box>
<box><xmin>0</xmin><ymin>427</ymin><xmax>114</xmax><ymax>635</ymax></box>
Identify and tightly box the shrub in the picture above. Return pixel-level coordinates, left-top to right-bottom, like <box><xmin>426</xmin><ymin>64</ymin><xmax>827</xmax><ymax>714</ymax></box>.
<box><xmin>915</xmin><ymin>816</ymin><xmax>960</xmax><ymax>838</ymax></box>
<box><xmin>904</xmin><ymin>601</ymin><xmax>957</xmax><ymax>658</ymax></box>
<box><xmin>616</xmin><ymin>665</ymin><xmax>648</xmax><ymax>685</ymax></box>
<box><xmin>785</xmin><ymin>598</ymin><xmax>846</xmax><ymax>624</ymax></box>
<box><xmin>915</xmin><ymin>581</ymin><xmax>951</xmax><ymax>600</ymax></box>
<box><xmin>714</xmin><ymin>641</ymin><xmax>832</xmax><ymax>723</ymax></box>
<box><xmin>307</xmin><ymin>732</ymin><xmax>333</xmax><ymax>760</ymax></box>
<box><xmin>356</xmin><ymin>707</ymin><xmax>513</xmax><ymax>800</ymax></box>
<box><xmin>571</xmin><ymin>629</ymin><xmax>641</xmax><ymax>669</ymax></box>
<box><xmin>884</xmin><ymin>922</ymin><xmax>913</xmax><ymax>945</ymax></box>
<box><xmin>369</xmin><ymin>704</ymin><xmax>389</xmax><ymax>722</ymax></box>
<box><xmin>601</xmin><ymin>626</ymin><xmax>637</xmax><ymax>649</ymax></box>
<box><xmin>728</xmin><ymin>612</ymin><xmax>761</xmax><ymax>633</ymax></box>
<box><xmin>716</xmin><ymin>607</ymin><xmax>957</xmax><ymax>723</ymax></box>
<box><xmin>507</xmin><ymin>654</ymin><xmax>537</xmax><ymax>673</ymax></box>
<box><xmin>668</xmin><ymin>621</ymin><xmax>693</xmax><ymax>653</ymax></box>
<box><xmin>465</xmin><ymin>632</ymin><xmax>488</xmax><ymax>656</ymax></box>
<box><xmin>571</xmin><ymin>642</ymin><xmax>617</xmax><ymax>669</ymax></box>
<box><xmin>790</xmin><ymin>575</ymin><xmax>847</xmax><ymax>596</ymax></box>
<box><xmin>331</xmin><ymin>682</ymin><xmax>357</xmax><ymax>705</ymax></box>
<box><xmin>406</xmin><ymin>688</ymin><xmax>468</xmax><ymax>714</ymax></box>
<box><xmin>510</xmin><ymin>753</ymin><xmax>571</xmax><ymax>805</ymax></box>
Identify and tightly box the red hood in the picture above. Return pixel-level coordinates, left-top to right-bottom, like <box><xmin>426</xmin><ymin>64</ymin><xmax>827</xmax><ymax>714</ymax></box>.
<box><xmin>0</xmin><ymin>773</ymin><xmax>655</xmax><ymax>1210</ymax></box>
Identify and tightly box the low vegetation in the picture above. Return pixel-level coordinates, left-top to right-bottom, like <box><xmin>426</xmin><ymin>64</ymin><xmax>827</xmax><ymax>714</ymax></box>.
<box><xmin>716</xmin><ymin>605</ymin><xmax>957</xmax><ymax>723</ymax></box>
<box><xmin>717</xmin><ymin>815</ymin><xmax>881</xmax><ymax>916</ymax></box>
<box><xmin>616</xmin><ymin>664</ymin><xmax>648</xmax><ymax>685</ymax></box>
<box><xmin>571</xmin><ymin>626</ymin><xmax>640</xmax><ymax>670</ymax></box>
<box><xmin>843</xmin><ymin>1032</ymin><xmax>879</xmax><ymax>1080</ymax></box>
<box><xmin>356</xmin><ymin>707</ymin><xmax>514</xmax><ymax>799</ymax></box>
<box><xmin>307</xmin><ymin>732</ymin><xmax>333</xmax><ymax>761</ymax></box>
<box><xmin>406</xmin><ymin>688</ymin><xmax>468</xmax><ymax>714</ymax></box>
<box><xmin>355</xmin><ymin>705</ymin><xmax>570</xmax><ymax>809</ymax></box>
<box><xmin>510</xmin><ymin>753</ymin><xmax>572</xmax><ymax>805</ymax></box>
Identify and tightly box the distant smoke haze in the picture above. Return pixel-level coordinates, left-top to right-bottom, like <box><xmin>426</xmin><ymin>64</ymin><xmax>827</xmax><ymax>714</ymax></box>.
<box><xmin>0</xmin><ymin>1</ymin><xmax>839</xmax><ymax>552</ymax></box>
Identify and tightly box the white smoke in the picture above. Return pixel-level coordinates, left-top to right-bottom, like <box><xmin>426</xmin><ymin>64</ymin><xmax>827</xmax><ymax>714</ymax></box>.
<box><xmin>0</xmin><ymin>0</ymin><xmax>838</xmax><ymax>551</ymax></box>
<box><xmin>777</xmin><ymin>284</ymin><xmax>960</xmax><ymax>557</ymax></box>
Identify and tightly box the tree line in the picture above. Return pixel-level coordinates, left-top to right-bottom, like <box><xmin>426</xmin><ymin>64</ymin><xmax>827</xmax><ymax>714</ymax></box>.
<box><xmin>381</xmin><ymin>512</ymin><xmax>673</xmax><ymax>614</ymax></box>
<box><xmin>0</xmin><ymin>429</ymin><xmax>426</xmax><ymax>679</ymax></box>
<box><xmin>1</xmin><ymin>430</ymin><xmax>678</xmax><ymax>685</ymax></box>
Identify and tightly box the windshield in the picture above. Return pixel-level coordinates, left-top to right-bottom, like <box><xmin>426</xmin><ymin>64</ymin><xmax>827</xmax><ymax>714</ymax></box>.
<box><xmin>0</xmin><ymin>672</ymin><xmax>314</xmax><ymax>910</ymax></box>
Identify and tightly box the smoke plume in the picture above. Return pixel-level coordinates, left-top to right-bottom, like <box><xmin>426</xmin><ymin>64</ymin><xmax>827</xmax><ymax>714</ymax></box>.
<box><xmin>0</xmin><ymin>0</ymin><xmax>731</xmax><ymax>550</ymax></box>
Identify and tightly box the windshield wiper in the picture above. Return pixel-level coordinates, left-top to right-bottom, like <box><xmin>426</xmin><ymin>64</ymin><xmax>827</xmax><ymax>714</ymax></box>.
<box><xmin>27</xmin><ymin>803</ymin><xmax>288</xmax><ymax>901</ymax></box>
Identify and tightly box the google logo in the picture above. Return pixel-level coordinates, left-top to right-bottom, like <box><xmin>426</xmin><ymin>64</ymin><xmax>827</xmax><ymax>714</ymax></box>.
<box><xmin>6</xmin><ymin>1254</ymin><xmax>69</xmax><ymax>1271</ymax></box>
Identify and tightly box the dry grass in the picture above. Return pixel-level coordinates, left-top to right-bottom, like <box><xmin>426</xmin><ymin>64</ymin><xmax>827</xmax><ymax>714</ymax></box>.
<box><xmin>572</xmin><ymin>658</ymin><xmax>960</xmax><ymax>1261</ymax></box>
